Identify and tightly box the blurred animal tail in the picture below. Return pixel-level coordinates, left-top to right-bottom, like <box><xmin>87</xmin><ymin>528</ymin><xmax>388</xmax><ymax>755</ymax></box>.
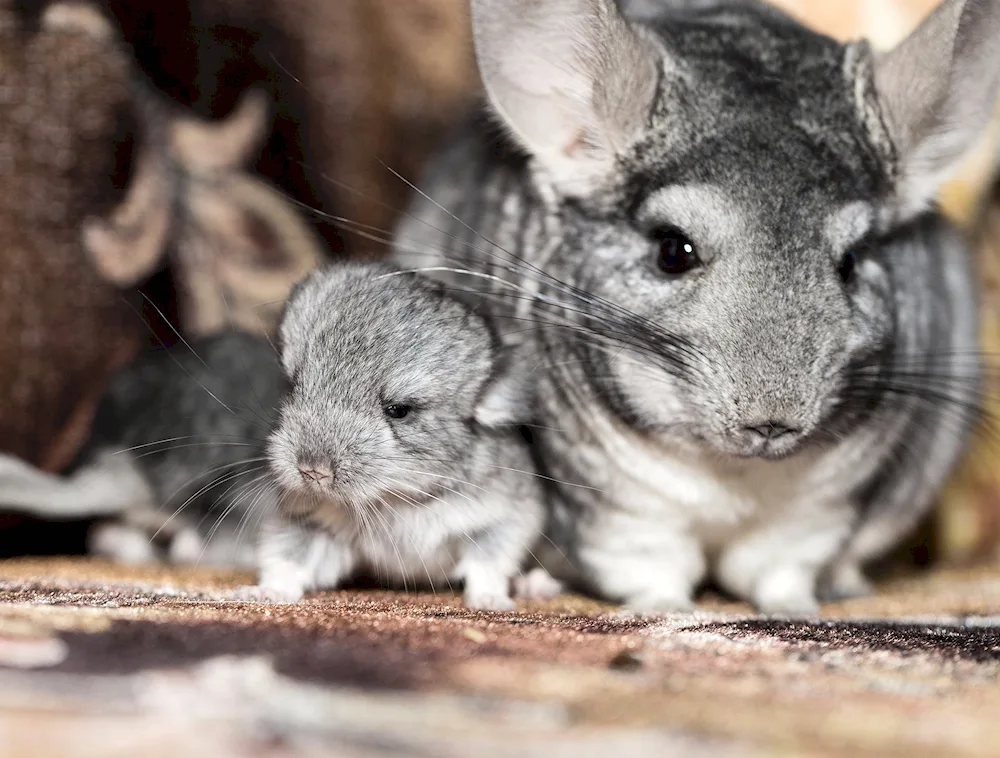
<box><xmin>0</xmin><ymin>452</ymin><xmax>153</xmax><ymax>519</ymax></box>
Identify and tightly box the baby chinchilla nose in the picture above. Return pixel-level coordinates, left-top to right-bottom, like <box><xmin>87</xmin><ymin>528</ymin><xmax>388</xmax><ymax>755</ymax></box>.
<box><xmin>741</xmin><ymin>420</ymin><xmax>801</xmax><ymax>441</ymax></box>
<box><xmin>298</xmin><ymin>461</ymin><xmax>335</xmax><ymax>484</ymax></box>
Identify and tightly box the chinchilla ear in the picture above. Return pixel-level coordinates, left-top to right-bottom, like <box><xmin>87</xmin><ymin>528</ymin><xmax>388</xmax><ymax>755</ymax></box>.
<box><xmin>474</xmin><ymin>344</ymin><xmax>536</xmax><ymax>428</ymax></box>
<box><xmin>470</xmin><ymin>0</ymin><xmax>659</xmax><ymax>197</ymax></box>
<box><xmin>873</xmin><ymin>0</ymin><xmax>1000</xmax><ymax>220</ymax></box>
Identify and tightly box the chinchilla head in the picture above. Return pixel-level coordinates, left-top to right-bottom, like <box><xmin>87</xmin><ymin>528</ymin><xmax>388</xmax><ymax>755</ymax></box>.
<box><xmin>470</xmin><ymin>0</ymin><xmax>1000</xmax><ymax>460</ymax></box>
<box><xmin>268</xmin><ymin>262</ymin><xmax>533</xmax><ymax>508</ymax></box>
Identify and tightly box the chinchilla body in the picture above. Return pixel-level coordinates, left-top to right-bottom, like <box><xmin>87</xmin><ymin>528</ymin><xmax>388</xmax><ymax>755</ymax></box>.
<box><xmin>393</xmin><ymin>0</ymin><xmax>994</xmax><ymax>613</ymax></box>
<box><xmin>80</xmin><ymin>331</ymin><xmax>287</xmax><ymax>565</ymax></box>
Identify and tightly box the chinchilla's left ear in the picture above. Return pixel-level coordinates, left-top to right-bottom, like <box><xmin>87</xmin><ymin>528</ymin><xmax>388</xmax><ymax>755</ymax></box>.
<box><xmin>873</xmin><ymin>0</ymin><xmax>1000</xmax><ymax>220</ymax></box>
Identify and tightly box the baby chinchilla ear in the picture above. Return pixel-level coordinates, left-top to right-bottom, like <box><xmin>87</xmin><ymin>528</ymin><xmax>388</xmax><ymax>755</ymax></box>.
<box><xmin>873</xmin><ymin>0</ymin><xmax>1000</xmax><ymax>221</ymax></box>
<box><xmin>473</xmin><ymin>345</ymin><xmax>537</xmax><ymax>428</ymax></box>
<box><xmin>470</xmin><ymin>0</ymin><xmax>659</xmax><ymax>197</ymax></box>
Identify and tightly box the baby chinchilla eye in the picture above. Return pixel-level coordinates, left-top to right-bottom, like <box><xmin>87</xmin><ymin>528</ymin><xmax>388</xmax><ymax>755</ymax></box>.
<box><xmin>838</xmin><ymin>249</ymin><xmax>857</xmax><ymax>284</ymax></box>
<box><xmin>651</xmin><ymin>226</ymin><xmax>701</xmax><ymax>276</ymax></box>
<box><xmin>383</xmin><ymin>403</ymin><xmax>412</xmax><ymax>420</ymax></box>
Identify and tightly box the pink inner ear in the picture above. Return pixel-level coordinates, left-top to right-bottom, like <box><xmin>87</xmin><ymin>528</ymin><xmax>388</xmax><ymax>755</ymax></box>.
<box><xmin>864</xmin><ymin>0</ymin><xmax>1000</xmax><ymax>223</ymax></box>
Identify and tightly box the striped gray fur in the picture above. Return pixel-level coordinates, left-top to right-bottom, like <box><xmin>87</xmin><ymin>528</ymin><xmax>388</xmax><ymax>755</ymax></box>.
<box><xmin>393</xmin><ymin>0</ymin><xmax>996</xmax><ymax>614</ymax></box>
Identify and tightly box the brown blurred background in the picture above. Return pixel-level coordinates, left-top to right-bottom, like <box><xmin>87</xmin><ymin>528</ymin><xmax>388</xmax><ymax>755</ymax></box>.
<box><xmin>0</xmin><ymin>0</ymin><xmax>997</xmax><ymax>573</ymax></box>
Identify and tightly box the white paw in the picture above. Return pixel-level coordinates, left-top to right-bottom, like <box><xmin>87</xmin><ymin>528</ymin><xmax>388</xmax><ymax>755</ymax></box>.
<box><xmin>88</xmin><ymin>522</ymin><xmax>160</xmax><ymax>565</ymax></box>
<box><xmin>754</xmin><ymin>567</ymin><xmax>821</xmax><ymax>617</ymax></box>
<box><xmin>229</xmin><ymin>584</ymin><xmax>304</xmax><ymax>604</ymax></box>
<box><xmin>463</xmin><ymin>592</ymin><xmax>517</xmax><ymax>612</ymax></box>
<box><xmin>512</xmin><ymin>567</ymin><xmax>563</xmax><ymax>601</ymax></box>
<box><xmin>167</xmin><ymin>528</ymin><xmax>205</xmax><ymax>565</ymax></box>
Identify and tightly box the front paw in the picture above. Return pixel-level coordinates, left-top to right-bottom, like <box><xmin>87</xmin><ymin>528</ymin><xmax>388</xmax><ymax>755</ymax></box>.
<box><xmin>463</xmin><ymin>591</ymin><xmax>517</xmax><ymax>612</ymax></box>
<box><xmin>229</xmin><ymin>584</ymin><xmax>304</xmax><ymax>604</ymax></box>
<box><xmin>88</xmin><ymin>522</ymin><xmax>161</xmax><ymax>565</ymax></box>
<box><xmin>166</xmin><ymin>528</ymin><xmax>205</xmax><ymax>565</ymax></box>
<box><xmin>512</xmin><ymin>567</ymin><xmax>563</xmax><ymax>601</ymax></box>
<box><xmin>753</xmin><ymin>567</ymin><xmax>821</xmax><ymax>617</ymax></box>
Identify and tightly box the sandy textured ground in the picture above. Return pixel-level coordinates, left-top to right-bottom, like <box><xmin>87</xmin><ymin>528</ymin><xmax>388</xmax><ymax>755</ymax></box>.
<box><xmin>0</xmin><ymin>558</ymin><xmax>999</xmax><ymax>757</ymax></box>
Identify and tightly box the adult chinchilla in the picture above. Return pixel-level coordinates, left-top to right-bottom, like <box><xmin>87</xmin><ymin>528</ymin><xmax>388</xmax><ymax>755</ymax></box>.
<box><xmin>392</xmin><ymin>0</ymin><xmax>999</xmax><ymax>614</ymax></box>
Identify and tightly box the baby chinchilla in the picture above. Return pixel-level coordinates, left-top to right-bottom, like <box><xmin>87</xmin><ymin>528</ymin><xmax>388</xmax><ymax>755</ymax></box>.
<box><xmin>0</xmin><ymin>331</ymin><xmax>286</xmax><ymax>567</ymax></box>
<box><xmin>393</xmin><ymin>0</ymin><xmax>997</xmax><ymax>614</ymax></box>
<box><xmin>241</xmin><ymin>261</ymin><xmax>548</xmax><ymax>611</ymax></box>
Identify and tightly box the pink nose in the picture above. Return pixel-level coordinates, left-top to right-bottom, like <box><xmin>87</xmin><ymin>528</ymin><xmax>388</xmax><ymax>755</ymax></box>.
<box><xmin>299</xmin><ymin>465</ymin><xmax>332</xmax><ymax>483</ymax></box>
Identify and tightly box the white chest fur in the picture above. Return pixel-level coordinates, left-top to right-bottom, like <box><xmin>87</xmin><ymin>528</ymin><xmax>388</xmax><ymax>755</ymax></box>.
<box><xmin>310</xmin><ymin>495</ymin><xmax>492</xmax><ymax>584</ymax></box>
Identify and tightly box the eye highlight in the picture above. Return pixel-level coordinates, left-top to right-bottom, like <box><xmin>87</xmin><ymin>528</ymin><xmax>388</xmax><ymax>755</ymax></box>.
<box><xmin>838</xmin><ymin>249</ymin><xmax>857</xmax><ymax>284</ymax></box>
<box><xmin>651</xmin><ymin>226</ymin><xmax>701</xmax><ymax>276</ymax></box>
<box><xmin>383</xmin><ymin>404</ymin><xmax>412</xmax><ymax>420</ymax></box>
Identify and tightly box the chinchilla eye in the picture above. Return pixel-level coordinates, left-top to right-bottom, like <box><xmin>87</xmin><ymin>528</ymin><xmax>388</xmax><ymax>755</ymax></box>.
<box><xmin>383</xmin><ymin>403</ymin><xmax>412</xmax><ymax>420</ymax></box>
<box><xmin>651</xmin><ymin>226</ymin><xmax>701</xmax><ymax>275</ymax></box>
<box><xmin>838</xmin><ymin>249</ymin><xmax>857</xmax><ymax>284</ymax></box>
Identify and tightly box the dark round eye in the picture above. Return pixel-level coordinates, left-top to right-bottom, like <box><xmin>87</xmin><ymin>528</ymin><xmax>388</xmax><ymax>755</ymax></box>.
<box><xmin>838</xmin><ymin>250</ymin><xmax>857</xmax><ymax>284</ymax></box>
<box><xmin>652</xmin><ymin>226</ymin><xmax>701</xmax><ymax>276</ymax></box>
<box><xmin>383</xmin><ymin>404</ymin><xmax>412</xmax><ymax>420</ymax></box>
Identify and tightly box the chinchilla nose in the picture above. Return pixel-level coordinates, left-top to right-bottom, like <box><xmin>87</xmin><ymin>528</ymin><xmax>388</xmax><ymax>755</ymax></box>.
<box><xmin>298</xmin><ymin>462</ymin><xmax>334</xmax><ymax>483</ymax></box>
<box><xmin>742</xmin><ymin>421</ymin><xmax>801</xmax><ymax>441</ymax></box>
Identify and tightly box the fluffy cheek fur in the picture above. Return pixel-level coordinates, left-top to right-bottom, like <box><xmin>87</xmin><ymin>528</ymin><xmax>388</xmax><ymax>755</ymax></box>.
<box><xmin>266</xmin><ymin>401</ymin><xmax>464</xmax><ymax>512</ymax></box>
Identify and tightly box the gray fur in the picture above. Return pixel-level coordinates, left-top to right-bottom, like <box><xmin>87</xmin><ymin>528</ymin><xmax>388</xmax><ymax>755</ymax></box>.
<box><xmin>247</xmin><ymin>262</ymin><xmax>547</xmax><ymax>610</ymax></box>
<box><xmin>0</xmin><ymin>331</ymin><xmax>286</xmax><ymax>567</ymax></box>
<box><xmin>393</xmin><ymin>0</ymin><xmax>993</xmax><ymax>613</ymax></box>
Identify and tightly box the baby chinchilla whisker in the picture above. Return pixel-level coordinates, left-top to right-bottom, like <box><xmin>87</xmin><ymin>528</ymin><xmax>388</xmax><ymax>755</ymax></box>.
<box><xmin>366</xmin><ymin>493</ymin><xmax>413</xmax><ymax>594</ymax></box>
<box><xmin>378</xmin><ymin>497</ymin><xmax>443</xmax><ymax>595</ymax></box>
<box><xmin>138</xmin><ymin>292</ymin><xmax>210</xmax><ymax>372</ymax></box>
<box><xmin>98</xmin><ymin>435</ymin><xmax>260</xmax><ymax>459</ymax></box>
<box><xmin>198</xmin><ymin>473</ymin><xmax>271</xmax><ymax>565</ymax></box>
<box><xmin>196</xmin><ymin>463</ymin><xmax>271</xmax><ymax>516</ymax></box>
<box><xmin>480</xmin><ymin>463</ymin><xmax>599</xmax><ymax>491</ymax></box>
<box><xmin>165</xmin><ymin>464</ymin><xmax>265</xmax><ymax>524</ymax></box>
<box><xmin>200</xmin><ymin>468</ymin><xmax>269</xmax><ymax>537</ymax></box>
<box><xmin>168</xmin><ymin>466</ymin><xmax>265</xmax><ymax>527</ymax></box>
<box><xmin>372</xmin><ymin>490</ymin><xmax>455</xmax><ymax>596</ymax></box>
<box><xmin>155</xmin><ymin>458</ymin><xmax>271</xmax><ymax>516</ymax></box>
<box><xmin>129</xmin><ymin>442</ymin><xmax>264</xmax><ymax>463</ymax></box>
<box><xmin>391</xmin><ymin>467</ymin><xmax>490</xmax><ymax>494</ymax></box>
<box><xmin>227</xmin><ymin>475</ymin><xmax>276</xmax><ymax>552</ymax></box>
<box><xmin>380</xmin><ymin>475</ymin><xmax>489</xmax><ymax>558</ymax></box>
<box><xmin>152</xmin><ymin>466</ymin><xmax>258</xmax><ymax>545</ymax></box>
<box><xmin>374</xmin><ymin>476</ymin><xmax>441</xmax><ymax>511</ymax></box>
<box><xmin>375</xmin><ymin>496</ymin><xmax>422</xmax><ymax>594</ymax></box>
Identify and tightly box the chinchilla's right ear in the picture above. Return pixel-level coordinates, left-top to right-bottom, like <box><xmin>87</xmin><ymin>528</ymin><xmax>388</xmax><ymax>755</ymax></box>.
<box><xmin>873</xmin><ymin>0</ymin><xmax>1000</xmax><ymax>221</ymax></box>
<box><xmin>470</xmin><ymin>0</ymin><xmax>659</xmax><ymax>197</ymax></box>
<box><xmin>474</xmin><ymin>341</ymin><xmax>538</xmax><ymax>428</ymax></box>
